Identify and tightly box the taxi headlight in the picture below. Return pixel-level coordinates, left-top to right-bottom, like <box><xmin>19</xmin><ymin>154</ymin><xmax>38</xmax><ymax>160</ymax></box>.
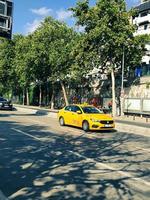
<box><xmin>90</xmin><ymin>119</ymin><xmax>100</xmax><ymax>122</ymax></box>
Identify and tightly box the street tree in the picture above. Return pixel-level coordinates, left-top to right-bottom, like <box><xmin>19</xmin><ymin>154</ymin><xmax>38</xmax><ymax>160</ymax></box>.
<box><xmin>13</xmin><ymin>34</ymin><xmax>34</xmax><ymax>105</ymax></box>
<box><xmin>28</xmin><ymin>29</ymin><xmax>52</xmax><ymax>106</ymax></box>
<box><xmin>34</xmin><ymin>17</ymin><xmax>78</xmax><ymax>107</ymax></box>
<box><xmin>71</xmin><ymin>0</ymin><xmax>148</xmax><ymax>116</ymax></box>
<box><xmin>0</xmin><ymin>37</ymin><xmax>15</xmax><ymax>97</ymax></box>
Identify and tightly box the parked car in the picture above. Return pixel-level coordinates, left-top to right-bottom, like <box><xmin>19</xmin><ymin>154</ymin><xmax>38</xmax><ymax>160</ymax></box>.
<box><xmin>0</xmin><ymin>97</ymin><xmax>13</xmax><ymax>110</ymax></box>
<box><xmin>58</xmin><ymin>104</ymin><xmax>115</xmax><ymax>131</ymax></box>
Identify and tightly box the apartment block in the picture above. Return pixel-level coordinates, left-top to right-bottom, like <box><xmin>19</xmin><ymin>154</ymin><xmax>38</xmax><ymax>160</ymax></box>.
<box><xmin>0</xmin><ymin>0</ymin><xmax>13</xmax><ymax>39</ymax></box>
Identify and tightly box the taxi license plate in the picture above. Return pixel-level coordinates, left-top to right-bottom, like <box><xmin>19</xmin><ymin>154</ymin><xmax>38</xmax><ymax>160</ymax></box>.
<box><xmin>104</xmin><ymin>124</ymin><xmax>112</xmax><ymax>127</ymax></box>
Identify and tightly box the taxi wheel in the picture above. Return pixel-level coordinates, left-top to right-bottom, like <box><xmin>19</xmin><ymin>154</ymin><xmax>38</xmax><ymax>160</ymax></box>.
<box><xmin>59</xmin><ymin>117</ymin><xmax>65</xmax><ymax>126</ymax></box>
<box><xmin>82</xmin><ymin>121</ymin><xmax>89</xmax><ymax>132</ymax></box>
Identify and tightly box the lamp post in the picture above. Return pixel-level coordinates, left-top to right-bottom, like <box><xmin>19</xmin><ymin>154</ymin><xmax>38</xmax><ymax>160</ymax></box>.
<box><xmin>120</xmin><ymin>46</ymin><xmax>125</xmax><ymax>116</ymax></box>
<box><xmin>121</xmin><ymin>46</ymin><xmax>125</xmax><ymax>94</ymax></box>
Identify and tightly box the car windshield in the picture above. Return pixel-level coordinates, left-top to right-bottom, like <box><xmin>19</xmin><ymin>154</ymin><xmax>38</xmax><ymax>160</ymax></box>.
<box><xmin>81</xmin><ymin>106</ymin><xmax>103</xmax><ymax>114</ymax></box>
<box><xmin>0</xmin><ymin>97</ymin><xmax>6</xmax><ymax>101</ymax></box>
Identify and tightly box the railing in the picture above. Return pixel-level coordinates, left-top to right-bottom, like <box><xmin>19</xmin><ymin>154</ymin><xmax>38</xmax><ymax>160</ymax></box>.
<box><xmin>123</xmin><ymin>98</ymin><xmax>150</xmax><ymax>115</ymax></box>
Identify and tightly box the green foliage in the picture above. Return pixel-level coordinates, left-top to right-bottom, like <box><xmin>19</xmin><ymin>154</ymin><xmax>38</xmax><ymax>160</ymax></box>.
<box><xmin>71</xmin><ymin>0</ymin><xmax>136</xmax><ymax>69</ymax></box>
<box><xmin>0</xmin><ymin>1</ymin><xmax>149</xmax><ymax>107</ymax></box>
<box><xmin>13</xmin><ymin>34</ymin><xmax>34</xmax><ymax>88</ymax></box>
<box><xmin>0</xmin><ymin>38</ymin><xmax>15</xmax><ymax>94</ymax></box>
<box><xmin>71</xmin><ymin>0</ymin><xmax>150</xmax><ymax>116</ymax></box>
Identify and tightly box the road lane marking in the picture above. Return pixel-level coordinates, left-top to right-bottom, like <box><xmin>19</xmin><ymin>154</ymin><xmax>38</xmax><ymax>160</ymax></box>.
<box><xmin>11</xmin><ymin>119</ymin><xmax>150</xmax><ymax>154</ymax></box>
<box><xmin>68</xmin><ymin>151</ymin><xmax>150</xmax><ymax>187</ymax></box>
<box><xmin>11</xmin><ymin>117</ymin><xmax>85</xmax><ymax>136</ymax></box>
<box><xmin>11</xmin><ymin>127</ymin><xmax>150</xmax><ymax>187</ymax></box>
<box><xmin>11</xmin><ymin>128</ymin><xmax>44</xmax><ymax>142</ymax></box>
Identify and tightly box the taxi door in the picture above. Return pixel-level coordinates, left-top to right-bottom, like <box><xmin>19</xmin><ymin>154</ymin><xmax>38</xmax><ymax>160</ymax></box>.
<box><xmin>71</xmin><ymin>106</ymin><xmax>83</xmax><ymax>127</ymax></box>
<box><xmin>62</xmin><ymin>106</ymin><xmax>73</xmax><ymax>125</ymax></box>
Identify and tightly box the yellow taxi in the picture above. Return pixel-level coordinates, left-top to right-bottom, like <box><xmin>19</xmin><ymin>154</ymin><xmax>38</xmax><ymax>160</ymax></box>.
<box><xmin>58</xmin><ymin>104</ymin><xmax>115</xmax><ymax>131</ymax></box>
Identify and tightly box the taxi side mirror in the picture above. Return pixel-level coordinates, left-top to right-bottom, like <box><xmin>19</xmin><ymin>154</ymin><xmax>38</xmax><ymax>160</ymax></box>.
<box><xmin>76</xmin><ymin>110</ymin><xmax>82</xmax><ymax>114</ymax></box>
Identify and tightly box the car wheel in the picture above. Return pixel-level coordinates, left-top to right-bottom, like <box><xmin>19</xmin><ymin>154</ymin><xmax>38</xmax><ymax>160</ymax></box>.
<box><xmin>59</xmin><ymin>117</ymin><xmax>65</xmax><ymax>126</ymax></box>
<box><xmin>82</xmin><ymin>121</ymin><xmax>89</xmax><ymax>132</ymax></box>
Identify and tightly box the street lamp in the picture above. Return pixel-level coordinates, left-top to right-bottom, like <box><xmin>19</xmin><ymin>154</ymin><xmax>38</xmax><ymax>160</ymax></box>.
<box><xmin>120</xmin><ymin>46</ymin><xmax>125</xmax><ymax>116</ymax></box>
<box><xmin>121</xmin><ymin>46</ymin><xmax>125</xmax><ymax>94</ymax></box>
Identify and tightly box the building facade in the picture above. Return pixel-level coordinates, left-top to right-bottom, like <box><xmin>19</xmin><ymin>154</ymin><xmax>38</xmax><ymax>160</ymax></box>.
<box><xmin>0</xmin><ymin>0</ymin><xmax>13</xmax><ymax>39</ymax></box>
<box><xmin>132</xmin><ymin>0</ymin><xmax>150</xmax><ymax>76</ymax></box>
<box><xmin>123</xmin><ymin>1</ymin><xmax>150</xmax><ymax>115</ymax></box>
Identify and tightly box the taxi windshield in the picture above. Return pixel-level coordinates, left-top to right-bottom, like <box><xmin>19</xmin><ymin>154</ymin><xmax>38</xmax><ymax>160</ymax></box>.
<box><xmin>81</xmin><ymin>106</ymin><xmax>103</xmax><ymax>114</ymax></box>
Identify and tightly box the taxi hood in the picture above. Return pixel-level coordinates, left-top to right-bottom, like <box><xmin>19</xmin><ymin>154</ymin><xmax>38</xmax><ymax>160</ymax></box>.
<box><xmin>87</xmin><ymin>113</ymin><xmax>113</xmax><ymax>120</ymax></box>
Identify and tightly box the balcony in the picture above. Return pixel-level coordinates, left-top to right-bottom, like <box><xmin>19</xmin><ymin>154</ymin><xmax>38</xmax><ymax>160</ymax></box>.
<box><xmin>134</xmin><ymin>28</ymin><xmax>150</xmax><ymax>36</ymax></box>
<box><xmin>0</xmin><ymin>14</ymin><xmax>11</xmax><ymax>31</ymax></box>
<box><xmin>133</xmin><ymin>14</ymin><xmax>150</xmax><ymax>25</ymax></box>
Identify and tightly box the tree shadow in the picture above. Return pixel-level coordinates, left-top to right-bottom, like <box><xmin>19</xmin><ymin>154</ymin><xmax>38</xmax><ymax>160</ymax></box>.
<box><xmin>0</xmin><ymin>120</ymin><xmax>149</xmax><ymax>200</ymax></box>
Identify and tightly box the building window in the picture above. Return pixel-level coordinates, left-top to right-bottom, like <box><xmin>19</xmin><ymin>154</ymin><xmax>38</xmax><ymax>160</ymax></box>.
<box><xmin>142</xmin><ymin>63</ymin><xmax>150</xmax><ymax>76</ymax></box>
<box><xmin>0</xmin><ymin>1</ymin><xmax>5</xmax><ymax>15</ymax></box>
<box><xmin>0</xmin><ymin>18</ymin><xmax>6</xmax><ymax>28</ymax></box>
<box><xmin>7</xmin><ymin>5</ymin><xmax>12</xmax><ymax>17</ymax></box>
<box><xmin>144</xmin><ymin>24</ymin><xmax>148</xmax><ymax>30</ymax></box>
<box><xmin>141</xmin><ymin>11</ymin><xmax>148</xmax><ymax>17</ymax></box>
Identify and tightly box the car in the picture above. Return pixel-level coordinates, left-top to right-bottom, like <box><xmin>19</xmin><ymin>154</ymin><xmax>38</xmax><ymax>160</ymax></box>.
<box><xmin>58</xmin><ymin>104</ymin><xmax>115</xmax><ymax>131</ymax></box>
<box><xmin>0</xmin><ymin>97</ymin><xmax>13</xmax><ymax>110</ymax></box>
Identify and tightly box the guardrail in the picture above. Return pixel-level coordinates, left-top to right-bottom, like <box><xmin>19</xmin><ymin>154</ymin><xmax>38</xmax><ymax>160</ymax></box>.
<box><xmin>123</xmin><ymin>98</ymin><xmax>150</xmax><ymax>116</ymax></box>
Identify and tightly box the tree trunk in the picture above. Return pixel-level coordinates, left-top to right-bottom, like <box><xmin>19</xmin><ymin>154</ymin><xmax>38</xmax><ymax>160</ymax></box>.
<box><xmin>111</xmin><ymin>68</ymin><xmax>116</xmax><ymax>117</ymax></box>
<box><xmin>39</xmin><ymin>84</ymin><xmax>42</xmax><ymax>107</ymax></box>
<box><xmin>50</xmin><ymin>86</ymin><xmax>54</xmax><ymax>109</ymax></box>
<box><xmin>60</xmin><ymin>81</ymin><xmax>69</xmax><ymax>106</ymax></box>
<box><xmin>26</xmin><ymin>88</ymin><xmax>30</xmax><ymax>106</ymax></box>
<box><xmin>23</xmin><ymin>88</ymin><xmax>25</xmax><ymax>105</ymax></box>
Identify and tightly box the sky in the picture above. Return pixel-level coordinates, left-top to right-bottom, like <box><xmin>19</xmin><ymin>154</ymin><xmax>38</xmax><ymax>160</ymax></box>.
<box><xmin>12</xmin><ymin>0</ymin><xmax>141</xmax><ymax>35</ymax></box>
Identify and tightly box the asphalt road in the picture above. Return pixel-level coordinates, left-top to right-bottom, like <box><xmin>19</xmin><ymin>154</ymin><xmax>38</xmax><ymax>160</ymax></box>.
<box><xmin>0</xmin><ymin>110</ymin><xmax>150</xmax><ymax>200</ymax></box>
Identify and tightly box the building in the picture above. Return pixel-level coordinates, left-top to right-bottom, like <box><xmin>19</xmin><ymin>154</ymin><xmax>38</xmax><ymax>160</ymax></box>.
<box><xmin>132</xmin><ymin>0</ymin><xmax>150</xmax><ymax>76</ymax></box>
<box><xmin>123</xmin><ymin>0</ymin><xmax>150</xmax><ymax>115</ymax></box>
<box><xmin>0</xmin><ymin>0</ymin><xmax>13</xmax><ymax>39</ymax></box>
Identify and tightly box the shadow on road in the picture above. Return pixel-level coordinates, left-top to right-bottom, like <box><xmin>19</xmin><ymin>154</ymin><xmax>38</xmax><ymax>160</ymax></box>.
<box><xmin>0</xmin><ymin>119</ymin><xmax>149</xmax><ymax>200</ymax></box>
<box><xmin>0</xmin><ymin>109</ymin><xmax>47</xmax><ymax>117</ymax></box>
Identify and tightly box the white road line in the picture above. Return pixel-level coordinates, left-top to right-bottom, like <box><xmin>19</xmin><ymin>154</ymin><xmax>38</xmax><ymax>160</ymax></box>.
<box><xmin>13</xmin><ymin>117</ymin><xmax>84</xmax><ymax>135</ymax></box>
<box><xmin>11</xmin><ymin>128</ymin><xmax>44</xmax><ymax>142</ymax></box>
<box><xmin>68</xmin><ymin>150</ymin><xmax>150</xmax><ymax>187</ymax></box>
<box><xmin>11</xmin><ymin>127</ymin><xmax>150</xmax><ymax>187</ymax></box>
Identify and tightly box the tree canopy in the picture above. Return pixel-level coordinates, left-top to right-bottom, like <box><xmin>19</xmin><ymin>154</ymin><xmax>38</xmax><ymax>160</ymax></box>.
<box><xmin>0</xmin><ymin>1</ymin><xmax>149</xmax><ymax>111</ymax></box>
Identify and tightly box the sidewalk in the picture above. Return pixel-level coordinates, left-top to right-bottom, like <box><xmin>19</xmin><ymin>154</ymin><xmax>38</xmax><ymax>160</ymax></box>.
<box><xmin>114</xmin><ymin>115</ymin><xmax>150</xmax><ymax>137</ymax></box>
<box><xmin>115</xmin><ymin>115</ymin><xmax>150</xmax><ymax>128</ymax></box>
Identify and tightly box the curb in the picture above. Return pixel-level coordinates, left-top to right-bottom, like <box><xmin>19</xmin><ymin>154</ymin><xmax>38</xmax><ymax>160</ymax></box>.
<box><xmin>115</xmin><ymin>123</ymin><xmax>150</xmax><ymax>137</ymax></box>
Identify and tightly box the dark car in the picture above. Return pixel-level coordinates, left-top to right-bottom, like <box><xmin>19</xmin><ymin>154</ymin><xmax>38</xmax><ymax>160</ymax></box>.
<box><xmin>0</xmin><ymin>97</ymin><xmax>13</xmax><ymax>110</ymax></box>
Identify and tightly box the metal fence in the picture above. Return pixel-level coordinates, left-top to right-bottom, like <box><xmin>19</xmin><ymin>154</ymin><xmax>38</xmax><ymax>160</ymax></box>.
<box><xmin>123</xmin><ymin>98</ymin><xmax>150</xmax><ymax>115</ymax></box>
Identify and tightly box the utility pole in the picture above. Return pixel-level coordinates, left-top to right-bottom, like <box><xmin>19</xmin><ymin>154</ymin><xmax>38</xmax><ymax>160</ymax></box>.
<box><xmin>121</xmin><ymin>47</ymin><xmax>125</xmax><ymax>94</ymax></box>
<box><xmin>120</xmin><ymin>46</ymin><xmax>125</xmax><ymax>116</ymax></box>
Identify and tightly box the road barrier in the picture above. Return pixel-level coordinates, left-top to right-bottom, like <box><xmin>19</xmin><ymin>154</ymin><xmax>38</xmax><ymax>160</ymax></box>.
<box><xmin>124</xmin><ymin>98</ymin><xmax>150</xmax><ymax>116</ymax></box>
